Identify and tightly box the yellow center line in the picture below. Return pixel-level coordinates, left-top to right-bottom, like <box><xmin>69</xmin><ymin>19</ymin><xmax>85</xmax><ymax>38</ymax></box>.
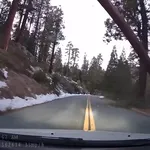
<box><xmin>83</xmin><ymin>99</ymin><xmax>89</xmax><ymax>131</ymax></box>
<box><xmin>83</xmin><ymin>96</ymin><xmax>96</xmax><ymax>131</ymax></box>
<box><xmin>88</xmin><ymin>99</ymin><xmax>96</xmax><ymax>131</ymax></box>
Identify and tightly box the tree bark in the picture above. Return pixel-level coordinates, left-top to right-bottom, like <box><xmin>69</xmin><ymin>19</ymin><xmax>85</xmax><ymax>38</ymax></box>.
<box><xmin>138</xmin><ymin>61</ymin><xmax>147</xmax><ymax>99</ymax></box>
<box><xmin>138</xmin><ymin>0</ymin><xmax>148</xmax><ymax>100</ymax></box>
<box><xmin>97</xmin><ymin>0</ymin><xmax>150</xmax><ymax>74</ymax></box>
<box><xmin>0</xmin><ymin>0</ymin><xmax>20</xmax><ymax>50</ymax></box>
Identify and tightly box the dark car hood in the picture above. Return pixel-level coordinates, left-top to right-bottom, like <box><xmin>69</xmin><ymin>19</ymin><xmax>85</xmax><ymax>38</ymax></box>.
<box><xmin>0</xmin><ymin>129</ymin><xmax>150</xmax><ymax>141</ymax></box>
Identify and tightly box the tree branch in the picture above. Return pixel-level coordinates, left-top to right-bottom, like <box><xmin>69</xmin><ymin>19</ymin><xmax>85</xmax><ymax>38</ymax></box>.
<box><xmin>97</xmin><ymin>0</ymin><xmax>150</xmax><ymax>74</ymax></box>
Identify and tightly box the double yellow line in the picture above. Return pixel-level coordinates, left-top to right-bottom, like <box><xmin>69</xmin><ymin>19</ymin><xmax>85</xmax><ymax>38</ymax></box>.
<box><xmin>83</xmin><ymin>97</ymin><xmax>96</xmax><ymax>131</ymax></box>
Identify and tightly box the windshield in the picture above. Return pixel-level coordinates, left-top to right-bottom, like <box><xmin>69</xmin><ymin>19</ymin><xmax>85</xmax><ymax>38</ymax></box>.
<box><xmin>0</xmin><ymin>0</ymin><xmax>150</xmax><ymax>140</ymax></box>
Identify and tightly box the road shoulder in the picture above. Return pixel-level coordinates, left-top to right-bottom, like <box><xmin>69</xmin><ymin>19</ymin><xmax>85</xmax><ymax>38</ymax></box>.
<box><xmin>132</xmin><ymin>108</ymin><xmax>150</xmax><ymax>117</ymax></box>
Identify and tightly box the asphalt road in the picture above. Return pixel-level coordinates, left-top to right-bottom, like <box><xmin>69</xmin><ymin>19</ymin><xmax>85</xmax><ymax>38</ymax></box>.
<box><xmin>0</xmin><ymin>95</ymin><xmax>150</xmax><ymax>134</ymax></box>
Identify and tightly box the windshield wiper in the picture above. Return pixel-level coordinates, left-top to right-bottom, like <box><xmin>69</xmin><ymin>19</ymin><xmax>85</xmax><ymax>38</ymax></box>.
<box><xmin>0</xmin><ymin>132</ymin><xmax>150</xmax><ymax>148</ymax></box>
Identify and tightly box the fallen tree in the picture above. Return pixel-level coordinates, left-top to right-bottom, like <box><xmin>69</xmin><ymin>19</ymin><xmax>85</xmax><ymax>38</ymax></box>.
<box><xmin>97</xmin><ymin>0</ymin><xmax>150</xmax><ymax>74</ymax></box>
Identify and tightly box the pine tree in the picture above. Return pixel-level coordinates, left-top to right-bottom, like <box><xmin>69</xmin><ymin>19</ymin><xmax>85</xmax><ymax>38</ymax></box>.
<box><xmin>103</xmin><ymin>47</ymin><xmax>132</xmax><ymax>99</ymax></box>
<box><xmin>87</xmin><ymin>53</ymin><xmax>103</xmax><ymax>93</ymax></box>
<box><xmin>81</xmin><ymin>53</ymin><xmax>89</xmax><ymax>84</ymax></box>
<box><xmin>115</xmin><ymin>49</ymin><xmax>132</xmax><ymax>99</ymax></box>
<box><xmin>53</xmin><ymin>47</ymin><xmax>62</xmax><ymax>73</ymax></box>
<box><xmin>71</xmin><ymin>48</ymin><xmax>79</xmax><ymax>67</ymax></box>
<box><xmin>0</xmin><ymin>0</ymin><xmax>11</xmax><ymax>27</ymax></box>
<box><xmin>65</xmin><ymin>41</ymin><xmax>73</xmax><ymax>76</ymax></box>
<box><xmin>15</xmin><ymin>0</ymin><xmax>34</xmax><ymax>42</ymax></box>
<box><xmin>103</xmin><ymin>46</ymin><xmax>118</xmax><ymax>93</ymax></box>
<box><xmin>48</xmin><ymin>6</ymin><xmax>64</xmax><ymax>73</ymax></box>
<box><xmin>103</xmin><ymin>0</ymin><xmax>150</xmax><ymax>100</ymax></box>
<box><xmin>128</xmin><ymin>49</ymin><xmax>139</xmax><ymax>83</ymax></box>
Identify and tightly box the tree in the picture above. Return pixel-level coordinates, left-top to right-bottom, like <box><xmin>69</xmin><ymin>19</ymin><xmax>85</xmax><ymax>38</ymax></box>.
<box><xmin>53</xmin><ymin>47</ymin><xmax>62</xmax><ymax>73</ymax></box>
<box><xmin>87</xmin><ymin>53</ymin><xmax>103</xmax><ymax>93</ymax></box>
<box><xmin>15</xmin><ymin>0</ymin><xmax>34</xmax><ymax>42</ymax></box>
<box><xmin>17</xmin><ymin>0</ymin><xmax>27</xmax><ymax>29</ymax></box>
<box><xmin>128</xmin><ymin>49</ymin><xmax>139</xmax><ymax>83</ymax></box>
<box><xmin>31</xmin><ymin>0</ymin><xmax>44</xmax><ymax>55</ymax></box>
<box><xmin>48</xmin><ymin>6</ymin><xmax>65</xmax><ymax>73</ymax></box>
<box><xmin>103</xmin><ymin>47</ymin><xmax>132</xmax><ymax>99</ymax></box>
<box><xmin>0</xmin><ymin>0</ymin><xmax>11</xmax><ymax>27</ymax></box>
<box><xmin>0</xmin><ymin>0</ymin><xmax>20</xmax><ymax>50</ymax></box>
<box><xmin>115</xmin><ymin>49</ymin><xmax>132</xmax><ymax>99</ymax></box>
<box><xmin>65</xmin><ymin>41</ymin><xmax>73</xmax><ymax>76</ymax></box>
<box><xmin>25</xmin><ymin>0</ymin><xmax>50</xmax><ymax>56</ymax></box>
<box><xmin>71</xmin><ymin>48</ymin><xmax>79</xmax><ymax>67</ymax></box>
<box><xmin>97</xmin><ymin>0</ymin><xmax>150</xmax><ymax>74</ymax></box>
<box><xmin>81</xmin><ymin>53</ymin><xmax>89</xmax><ymax>84</ymax></box>
<box><xmin>103</xmin><ymin>46</ymin><xmax>118</xmax><ymax>93</ymax></box>
<box><xmin>70</xmin><ymin>65</ymin><xmax>80</xmax><ymax>82</ymax></box>
<box><xmin>100</xmin><ymin>0</ymin><xmax>150</xmax><ymax>99</ymax></box>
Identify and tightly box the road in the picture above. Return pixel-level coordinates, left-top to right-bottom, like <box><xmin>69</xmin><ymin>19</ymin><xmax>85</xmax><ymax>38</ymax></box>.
<box><xmin>0</xmin><ymin>95</ymin><xmax>150</xmax><ymax>134</ymax></box>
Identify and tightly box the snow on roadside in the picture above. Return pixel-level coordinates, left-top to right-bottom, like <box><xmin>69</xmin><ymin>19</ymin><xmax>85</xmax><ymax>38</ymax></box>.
<box><xmin>0</xmin><ymin>81</ymin><xmax>7</xmax><ymax>88</ymax></box>
<box><xmin>2</xmin><ymin>68</ymin><xmax>8</xmax><ymax>79</ymax></box>
<box><xmin>0</xmin><ymin>68</ymin><xmax>8</xmax><ymax>79</ymax></box>
<box><xmin>0</xmin><ymin>91</ymin><xmax>79</xmax><ymax>112</ymax></box>
<box><xmin>99</xmin><ymin>96</ymin><xmax>105</xmax><ymax>99</ymax></box>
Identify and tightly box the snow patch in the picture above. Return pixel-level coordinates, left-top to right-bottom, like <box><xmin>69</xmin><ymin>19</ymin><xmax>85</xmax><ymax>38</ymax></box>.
<box><xmin>2</xmin><ymin>69</ymin><xmax>8</xmax><ymax>78</ymax></box>
<box><xmin>0</xmin><ymin>81</ymin><xmax>7</xmax><ymax>88</ymax></box>
<box><xmin>0</xmin><ymin>68</ymin><xmax>8</xmax><ymax>79</ymax></box>
<box><xmin>0</xmin><ymin>91</ymin><xmax>78</xmax><ymax>112</ymax></box>
<box><xmin>99</xmin><ymin>96</ymin><xmax>105</xmax><ymax>99</ymax></box>
<box><xmin>46</xmin><ymin>74</ymin><xmax>52</xmax><ymax>85</ymax></box>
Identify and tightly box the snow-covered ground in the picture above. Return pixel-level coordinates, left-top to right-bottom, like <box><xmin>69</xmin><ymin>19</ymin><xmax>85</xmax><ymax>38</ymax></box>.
<box><xmin>99</xmin><ymin>96</ymin><xmax>105</xmax><ymax>99</ymax></box>
<box><xmin>2</xmin><ymin>68</ymin><xmax>8</xmax><ymax>79</ymax></box>
<box><xmin>0</xmin><ymin>91</ymin><xmax>82</xmax><ymax>112</ymax></box>
<box><xmin>0</xmin><ymin>81</ymin><xmax>7</xmax><ymax>88</ymax></box>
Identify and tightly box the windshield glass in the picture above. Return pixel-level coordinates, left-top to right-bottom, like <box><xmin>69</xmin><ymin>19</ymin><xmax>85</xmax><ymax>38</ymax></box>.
<box><xmin>0</xmin><ymin>0</ymin><xmax>150</xmax><ymax>138</ymax></box>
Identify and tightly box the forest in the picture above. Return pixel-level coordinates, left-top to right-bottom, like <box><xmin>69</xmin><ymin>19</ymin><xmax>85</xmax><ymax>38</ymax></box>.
<box><xmin>0</xmin><ymin>0</ymin><xmax>150</xmax><ymax>107</ymax></box>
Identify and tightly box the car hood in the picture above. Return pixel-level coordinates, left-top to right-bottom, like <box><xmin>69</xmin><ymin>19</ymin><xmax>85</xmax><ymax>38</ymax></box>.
<box><xmin>0</xmin><ymin>129</ymin><xmax>150</xmax><ymax>141</ymax></box>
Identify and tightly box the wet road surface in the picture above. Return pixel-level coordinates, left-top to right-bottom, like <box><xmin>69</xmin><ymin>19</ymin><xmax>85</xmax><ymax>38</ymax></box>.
<box><xmin>0</xmin><ymin>95</ymin><xmax>150</xmax><ymax>134</ymax></box>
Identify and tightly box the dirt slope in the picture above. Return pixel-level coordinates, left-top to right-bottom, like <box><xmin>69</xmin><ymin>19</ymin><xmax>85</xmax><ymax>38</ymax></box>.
<box><xmin>0</xmin><ymin>42</ymin><xmax>86</xmax><ymax>99</ymax></box>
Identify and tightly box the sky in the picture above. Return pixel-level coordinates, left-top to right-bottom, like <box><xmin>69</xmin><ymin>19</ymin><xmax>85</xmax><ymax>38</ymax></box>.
<box><xmin>51</xmin><ymin>0</ymin><xmax>131</xmax><ymax>69</ymax></box>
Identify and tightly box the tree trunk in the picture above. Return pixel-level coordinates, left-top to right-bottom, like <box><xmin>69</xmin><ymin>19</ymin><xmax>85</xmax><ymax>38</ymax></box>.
<box><xmin>49</xmin><ymin>41</ymin><xmax>56</xmax><ymax>74</ymax></box>
<box><xmin>138</xmin><ymin>61</ymin><xmax>147</xmax><ymax>99</ymax></box>
<box><xmin>0</xmin><ymin>0</ymin><xmax>20</xmax><ymax>50</ymax></box>
<box><xmin>15</xmin><ymin>5</ymin><xmax>29</xmax><ymax>42</ymax></box>
<box><xmin>28</xmin><ymin>12</ymin><xmax>34</xmax><ymax>32</ymax></box>
<box><xmin>32</xmin><ymin>0</ymin><xmax>44</xmax><ymax>55</ymax></box>
<box><xmin>18</xmin><ymin>0</ymin><xmax>27</xmax><ymax>28</ymax></box>
<box><xmin>43</xmin><ymin>42</ymin><xmax>51</xmax><ymax>62</ymax></box>
<box><xmin>16</xmin><ymin>0</ymin><xmax>33</xmax><ymax>42</ymax></box>
<box><xmin>138</xmin><ymin>0</ymin><xmax>148</xmax><ymax>100</ymax></box>
<box><xmin>67</xmin><ymin>49</ymin><xmax>71</xmax><ymax>76</ymax></box>
<box><xmin>97</xmin><ymin>0</ymin><xmax>150</xmax><ymax>74</ymax></box>
<box><xmin>38</xmin><ymin>18</ymin><xmax>47</xmax><ymax>63</ymax></box>
<box><xmin>38</xmin><ymin>42</ymin><xmax>44</xmax><ymax>62</ymax></box>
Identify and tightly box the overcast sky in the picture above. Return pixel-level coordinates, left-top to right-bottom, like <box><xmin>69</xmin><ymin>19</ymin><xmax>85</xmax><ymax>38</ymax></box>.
<box><xmin>51</xmin><ymin>0</ymin><xmax>131</xmax><ymax>69</ymax></box>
